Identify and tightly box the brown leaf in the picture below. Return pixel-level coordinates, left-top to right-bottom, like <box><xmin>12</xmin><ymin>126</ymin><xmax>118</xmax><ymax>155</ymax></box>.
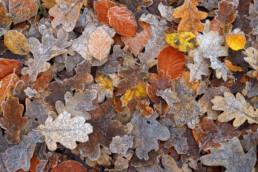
<box><xmin>157</xmin><ymin>46</ymin><xmax>186</xmax><ymax>80</ymax></box>
<box><xmin>0</xmin><ymin>59</ymin><xmax>21</xmax><ymax>79</ymax></box>
<box><xmin>0</xmin><ymin>96</ymin><xmax>27</xmax><ymax>144</ymax></box>
<box><xmin>173</xmin><ymin>0</ymin><xmax>208</xmax><ymax>35</ymax></box>
<box><xmin>94</xmin><ymin>0</ymin><xmax>117</xmax><ymax>25</ymax></box>
<box><xmin>9</xmin><ymin>0</ymin><xmax>38</xmax><ymax>24</ymax></box>
<box><xmin>52</xmin><ymin>160</ymin><xmax>88</xmax><ymax>172</ymax></box>
<box><xmin>108</xmin><ymin>6</ymin><xmax>137</xmax><ymax>36</ymax></box>
<box><xmin>0</xmin><ymin>1</ymin><xmax>12</xmax><ymax>28</ymax></box>
<box><xmin>31</xmin><ymin>71</ymin><xmax>54</xmax><ymax>92</ymax></box>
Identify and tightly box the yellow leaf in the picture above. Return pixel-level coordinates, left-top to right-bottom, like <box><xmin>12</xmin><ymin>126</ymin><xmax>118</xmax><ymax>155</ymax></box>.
<box><xmin>96</xmin><ymin>73</ymin><xmax>113</xmax><ymax>94</ymax></box>
<box><xmin>226</xmin><ymin>34</ymin><xmax>246</xmax><ymax>51</ymax></box>
<box><xmin>4</xmin><ymin>30</ymin><xmax>30</xmax><ymax>55</ymax></box>
<box><xmin>121</xmin><ymin>89</ymin><xmax>134</xmax><ymax>107</ymax></box>
<box><xmin>224</xmin><ymin>60</ymin><xmax>243</xmax><ymax>72</ymax></box>
<box><xmin>134</xmin><ymin>82</ymin><xmax>147</xmax><ymax>98</ymax></box>
<box><xmin>165</xmin><ymin>32</ymin><xmax>198</xmax><ymax>52</ymax></box>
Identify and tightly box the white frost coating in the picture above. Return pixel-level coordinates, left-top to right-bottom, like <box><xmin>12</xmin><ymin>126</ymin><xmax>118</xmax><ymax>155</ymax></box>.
<box><xmin>37</xmin><ymin>111</ymin><xmax>93</xmax><ymax>151</ymax></box>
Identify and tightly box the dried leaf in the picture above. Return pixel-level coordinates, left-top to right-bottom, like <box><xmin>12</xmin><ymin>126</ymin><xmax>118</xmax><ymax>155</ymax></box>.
<box><xmin>224</xmin><ymin>59</ymin><xmax>243</xmax><ymax>72</ymax></box>
<box><xmin>226</xmin><ymin>33</ymin><xmax>246</xmax><ymax>51</ymax></box>
<box><xmin>243</xmin><ymin>47</ymin><xmax>258</xmax><ymax>70</ymax></box>
<box><xmin>157</xmin><ymin>46</ymin><xmax>186</xmax><ymax>80</ymax></box>
<box><xmin>2</xmin><ymin>131</ymin><xmax>44</xmax><ymax>172</ymax></box>
<box><xmin>0</xmin><ymin>59</ymin><xmax>21</xmax><ymax>79</ymax></box>
<box><xmin>181</xmin><ymin>71</ymin><xmax>200</xmax><ymax>92</ymax></box>
<box><xmin>4</xmin><ymin>30</ymin><xmax>30</xmax><ymax>55</ymax></box>
<box><xmin>162</xmin><ymin>155</ymin><xmax>191</xmax><ymax>172</ymax></box>
<box><xmin>108</xmin><ymin>6</ymin><xmax>137</xmax><ymax>36</ymax></box>
<box><xmin>0</xmin><ymin>1</ymin><xmax>11</xmax><ymax>28</ymax></box>
<box><xmin>94</xmin><ymin>0</ymin><xmax>116</xmax><ymax>25</ymax></box>
<box><xmin>96</xmin><ymin>73</ymin><xmax>113</xmax><ymax>96</ymax></box>
<box><xmin>109</xmin><ymin>135</ymin><xmax>133</xmax><ymax>156</ymax></box>
<box><xmin>131</xmin><ymin>110</ymin><xmax>170</xmax><ymax>160</ymax></box>
<box><xmin>42</xmin><ymin>0</ymin><xmax>56</xmax><ymax>9</ymax></box>
<box><xmin>55</xmin><ymin>89</ymin><xmax>97</xmax><ymax>120</ymax></box>
<box><xmin>49</xmin><ymin>0</ymin><xmax>84</xmax><ymax>32</ymax></box>
<box><xmin>52</xmin><ymin>160</ymin><xmax>88</xmax><ymax>172</ymax></box>
<box><xmin>88</xmin><ymin>27</ymin><xmax>113</xmax><ymax>61</ymax></box>
<box><xmin>200</xmin><ymin>137</ymin><xmax>257</xmax><ymax>172</ymax></box>
<box><xmin>166</xmin><ymin>32</ymin><xmax>198</xmax><ymax>52</ymax></box>
<box><xmin>173</xmin><ymin>0</ymin><xmax>208</xmax><ymax>35</ymax></box>
<box><xmin>158</xmin><ymin>3</ymin><xmax>174</xmax><ymax>21</ymax></box>
<box><xmin>37</xmin><ymin>111</ymin><xmax>93</xmax><ymax>151</ymax></box>
<box><xmin>9</xmin><ymin>0</ymin><xmax>38</xmax><ymax>24</ymax></box>
<box><xmin>0</xmin><ymin>96</ymin><xmax>27</xmax><ymax>144</ymax></box>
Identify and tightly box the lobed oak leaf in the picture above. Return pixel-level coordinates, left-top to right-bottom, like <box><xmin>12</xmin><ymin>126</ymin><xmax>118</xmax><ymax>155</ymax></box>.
<box><xmin>9</xmin><ymin>0</ymin><xmax>38</xmax><ymax>24</ymax></box>
<box><xmin>37</xmin><ymin>111</ymin><xmax>93</xmax><ymax>151</ymax></box>
<box><xmin>165</xmin><ymin>32</ymin><xmax>199</xmax><ymax>52</ymax></box>
<box><xmin>0</xmin><ymin>58</ymin><xmax>21</xmax><ymax>79</ymax></box>
<box><xmin>52</xmin><ymin>160</ymin><xmax>88</xmax><ymax>172</ymax></box>
<box><xmin>157</xmin><ymin>46</ymin><xmax>186</xmax><ymax>80</ymax></box>
<box><xmin>94</xmin><ymin>0</ymin><xmax>117</xmax><ymax>25</ymax></box>
<box><xmin>108</xmin><ymin>6</ymin><xmax>137</xmax><ymax>36</ymax></box>
<box><xmin>211</xmin><ymin>92</ymin><xmax>258</xmax><ymax>127</ymax></box>
<box><xmin>4</xmin><ymin>30</ymin><xmax>30</xmax><ymax>55</ymax></box>
<box><xmin>181</xmin><ymin>71</ymin><xmax>200</xmax><ymax>92</ymax></box>
<box><xmin>158</xmin><ymin>3</ymin><xmax>175</xmax><ymax>21</ymax></box>
<box><xmin>243</xmin><ymin>47</ymin><xmax>258</xmax><ymax>70</ymax></box>
<box><xmin>242</xmin><ymin>80</ymin><xmax>258</xmax><ymax>99</ymax></box>
<box><xmin>192</xmin><ymin>117</ymin><xmax>240</xmax><ymax>151</ymax></box>
<box><xmin>49</xmin><ymin>0</ymin><xmax>84</xmax><ymax>32</ymax></box>
<box><xmin>31</xmin><ymin>71</ymin><xmax>54</xmax><ymax>92</ymax></box>
<box><xmin>200</xmin><ymin>137</ymin><xmax>257</xmax><ymax>172</ymax></box>
<box><xmin>131</xmin><ymin>110</ymin><xmax>170</xmax><ymax>160</ymax></box>
<box><xmin>173</xmin><ymin>0</ymin><xmax>208</xmax><ymax>35</ymax></box>
<box><xmin>109</xmin><ymin>135</ymin><xmax>133</xmax><ymax>156</ymax></box>
<box><xmin>2</xmin><ymin>131</ymin><xmax>44</xmax><ymax>172</ymax></box>
<box><xmin>226</xmin><ymin>33</ymin><xmax>246</xmax><ymax>51</ymax></box>
<box><xmin>88</xmin><ymin>27</ymin><xmax>113</xmax><ymax>61</ymax></box>
<box><xmin>162</xmin><ymin>155</ymin><xmax>191</xmax><ymax>172</ymax></box>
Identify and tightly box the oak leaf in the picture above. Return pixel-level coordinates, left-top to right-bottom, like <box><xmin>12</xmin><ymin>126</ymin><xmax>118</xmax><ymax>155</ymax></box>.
<box><xmin>95</xmin><ymin>73</ymin><xmax>113</xmax><ymax>97</ymax></box>
<box><xmin>94</xmin><ymin>0</ymin><xmax>116</xmax><ymax>25</ymax></box>
<box><xmin>108</xmin><ymin>6</ymin><xmax>137</xmax><ymax>36</ymax></box>
<box><xmin>226</xmin><ymin>33</ymin><xmax>246</xmax><ymax>51</ymax></box>
<box><xmin>52</xmin><ymin>160</ymin><xmax>88</xmax><ymax>172</ymax></box>
<box><xmin>173</xmin><ymin>0</ymin><xmax>208</xmax><ymax>35</ymax></box>
<box><xmin>0</xmin><ymin>1</ymin><xmax>11</xmax><ymax>28</ymax></box>
<box><xmin>243</xmin><ymin>47</ymin><xmax>258</xmax><ymax>70</ymax></box>
<box><xmin>109</xmin><ymin>135</ymin><xmax>133</xmax><ymax>156</ymax></box>
<box><xmin>211</xmin><ymin>92</ymin><xmax>258</xmax><ymax>127</ymax></box>
<box><xmin>162</xmin><ymin>155</ymin><xmax>191</xmax><ymax>172</ymax></box>
<box><xmin>49</xmin><ymin>0</ymin><xmax>84</xmax><ymax>32</ymax></box>
<box><xmin>0</xmin><ymin>59</ymin><xmax>21</xmax><ymax>79</ymax></box>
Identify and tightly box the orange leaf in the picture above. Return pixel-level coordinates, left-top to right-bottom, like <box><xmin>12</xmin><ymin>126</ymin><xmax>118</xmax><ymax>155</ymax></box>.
<box><xmin>224</xmin><ymin>60</ymin><xmax>243</xmax><ymax>72</ymax></box>
<box><xmin>0</xmin><ymin>59</ymin><xmax>21</xmax><ymax>79</ymax></box>
<box><xmin>52</xmin><ymin>160</ymin><xmax>88</xmax><ymax>172</ymax></box>
<box><xmin>108</xmin><ymin>6</ymin><xmax>137</xmax><ymax>36</ymax></box>
<box><xmin>94</xmin><ymin>0</ymin><xmax>117</xmax><ymax>25</ymax></box>
<box><xmin>0</xmin><ymin>1</ymin><xmax>12</xmax><ymax>28</ymax></box>
<box><xmin>173</xmin><ymin>0</ymin><xmax>208</xmax><ymax>35</ymax></box>
<box><xmin>182</xmin><ymin>71</ymin><xmax>200</xmax><ymax>92</ymax></box>
<box><xmin>157</xmin><ymin>46</ymin><xmax>186</xmax><ymax>80</ymax></box>
<box><xmin>121</xmin><ymin>21</ymin><xmax>152</xmax><ymax>56</ymax></box>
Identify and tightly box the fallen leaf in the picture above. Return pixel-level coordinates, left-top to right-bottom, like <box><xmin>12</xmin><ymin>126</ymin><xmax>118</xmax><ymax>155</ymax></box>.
<box><xmin>94</xmin><ymin>0</ymin><xmax>117</xmax><ymax>25</ymax></box>
<box><xmin>224</xmin><ymin>59</ymin><xmax>243</xmax><ymax>72</ymax></box>
<box><xmin>173</xmin><ymin>0</ymin><xmax>208</xmax><ymax>35</ymax></box>
<box><xmin>4</xmin><ymin>30</ymin><xmax>30</xmax><ymax>55</ymax></box>
<box><xmin>243</xmin><ymin>47</ymin><xmax>258</xmax><ymax>70</ymax></box>
<box><xmin>109</xmin><ymin>135</ymin><xmax>133</xmax><ymax>156</ymax></box>
<box><xmin>0</xmin><ymin>1</ymin><xmax>12</xmax><ymax>28</ymax></box>
<box><xmin>181</xmin><ymin>71</ymin><xmax>200</xmax><ymax>92</ymax></box>
<box><xmin>226</xmin><ymin>33</ymin><xmax>246</xmax><ymax>51</ymax></box>
<box><xmin>49</xmin><ymin>0</ymin><xmax>84</xmax><ymax>32</ymax></box>
<box><xmin>108</xmin><ymin>6</ymin><xmax>137</xmax><ymax>36</ymax></box>
<box><xmin>157</xmin><ymin>46</ymin><xmax>186</xmax><ymax>80</ymax></box>
<box><xmin>42</xmin><ymin>0</ymin><xmax>56</xmax><ymax>9</ymax></box>
<box><xmin>0</xmin><ymin>59</ymin><xmax>21</xmax><ymax>79</ymax></box>
<box><xmin>162</xmin><ymin>155</ymin><xmax>191</xmax><ymax>172</ymax></box>
<box><xmin>37</xmin><ymin>111</ymin><xmax>93</xmax><ymax>151</ymax></box>
<box><xmin>52</xmin><ymin>160</ymin><xmax>88</xmax><ymax>172</ymax></box>
<box><xmin>211</xmin><ymin>92</ymin><xmax>258</xmax><ymax>127</ymax></box>
<box><xmin>95</xmin><ymin>73</ymin><xmax>113</xmax><ymax>96</ymax></box>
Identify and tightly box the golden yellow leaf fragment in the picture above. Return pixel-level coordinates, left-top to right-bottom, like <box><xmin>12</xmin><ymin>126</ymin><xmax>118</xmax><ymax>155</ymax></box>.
<box><xmin>4</xmin><ymin>30</ymin><xmax>30</xmax><ymax>55</ymax></box>
<box><xmin>224</xmin><ymin>60</ymin><xmax>243</xmax><ymax>72</ymax></box>
<box><xmin>42</xmin><ymin>0</ymin><xmax>56</xmax><ymax>9</ymax></box>
<box><xmin>96</xmin><ymin>73</ymin><xmax>113</xmax><ymax>94</ymax></box>
<box><xmin>165</xmin><ymin>32</ymin><xmax>198</xmax><ymax>52</ymax></box>
<box><xmin>226</xmin><ymin>33</ymin><xmax>246</xmax><ymax>51</ymax></box>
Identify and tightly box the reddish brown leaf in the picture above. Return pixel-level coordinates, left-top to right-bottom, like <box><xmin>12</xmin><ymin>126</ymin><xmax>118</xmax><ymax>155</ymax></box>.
<box><xmin>0</xmin><ymin>96</ymin><xmax>27</xmax><ymax>144</ymax></box>
<box><xmin>108</xmin><ymin>6</ymin><xmax>137</xmax><ymax>36</ymax></box>
<box><xmin>94</xmin><ymin>0</ymin><xmax>117</xmax><ymax>25</ymax></box>
<box><xmin>52</xmin><ymin>160</ymin><xmax>87</xmax><ymax>172</ymax></box>
<box><xmin>0</xmin><ymin>1</ymin><xmax>12</xmax><ymax>28</ymax></box>
<box><xmin>31</xmin><ymin>71</ymin><xmax>54</xmax><ymax>92</ymax></box>
<box><xmin>0</xmin><ymin>59</ymin><xmax>21</xmax><ymax>79</ymax></box>
<box><xmin>157</xmin><ymin>46</ymin><xmax>186</xmax><ymax>80</ymax></box>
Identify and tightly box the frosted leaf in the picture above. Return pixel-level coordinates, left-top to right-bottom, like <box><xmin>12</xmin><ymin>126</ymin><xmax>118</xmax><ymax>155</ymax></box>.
<box><xmin>55</xmin><ymin>89</ymin><xmax>98</xmax><ymax>120</ymax></box>
<box><xmin>131</xmin><ymin>110</ymin><xmax>170</xmax><ymax>160</ymax></box>
<box><xmin>158</xmin><ymin>3</ymin><xmax>174</xmax><ymax>21</ymax></box>
<box><xmin>109</xmin><ymin>135</ymin><xmax>133</xmax><ymax>156</ymax></box>
<box><xmin>162</xmin><ymin>155</ymin><xmax>191</xmax><ymax>172</ymax></box>
<box><xmin>37</xmin><ymin>111</ymin><xmax>93</xmax><ymax>151</ymax></box>
<box><xmin>243</xmin><ymin>47</ymin><xmax>258</xmax><ymax>70</ymax></box>
<box><xmin>242</xmin><ymin>80</ymin><xmax>258</xmax><ymax>98</ymax></box>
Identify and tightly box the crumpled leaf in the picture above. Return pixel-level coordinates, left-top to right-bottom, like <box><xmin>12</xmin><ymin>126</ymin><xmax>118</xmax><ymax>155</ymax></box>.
<box><xmin>187</xmin><ymin>31</ymin><xmax>229</xmax><ymax>82</ymax></box>
<box><xmin>37</xmin><ymin>111</ymin><xmax>93</xmax><ymax>151</ymax></box>
<box><xmin>4</xmin><ymin>30</ymin><xmax>30</xmax><ymax>55</ymax></box>
<box><xmin>9</xmin><ymin>0</ymin><xmax>38</xmax><ymax>24</ymax></box>
<box><xmin>192</xmin><ymin>117</ymin><xmax>240</xmax><ymax>151</ymax></box>
<box><xmin>157</xmin><ymin>46</ymin><xmax>186</xmax><ymax>80</ymax></box>
<box><xmin>88</xmin><ymin>27</ymin><xmax>113</xmax><ymax>61</ymax></box>
<box><xmin>162</xmin><ymin>155</ymin><xmax>191</xmax><ymax>172</ymax></box>
<box><xmin>200</xmin><ymin>137</ymin><xmax>257</xmax><ymax>172</ymax></box>
<box><xmin>166</xmin><ymin>32</ymin><xmax>199</xmax><ymax>52</ymax></box>
<box><xmin>109</xmin><ymin>135</ymin><xmax>134</xmax><ymax>156</ymax></box>
<box><xmin>2</xmin><ymin>131</ymin><xmax>44</xmax><ymax>172</ymax></box>
<box><xmin>22</xmin><ymin>29</ymin><xmax>71</xmax><ymax>82</ymax></box>
<box><xmin>94</xmin><ymin>0</ymin><xmax>116</xmax><ymax>25</ymax></box>
<box><xmin>173</xmin><ymin>0</ymin><xmax>208</xmax><ymax>35</ymax></box>
<box><xmin>243</xmin><ymin>47</ymin><xmax>258</xmax><ymax>70</ymax></box>
<box><xmin>121</xmin><ymin>21</ymin><xmax>152</xmax><ymax>56</ymax></box>
<box><xmin>211</xmin><ymin>92</ymin><xmax>258</xmax><ymax>127</ymax></box>
<box><xmin>226</xmin><ymin>33</ymin><xmax>246</xmax><ymax>51</ymax></box>
<box><xmin>157</xmin><ymin>78</ymin><xmax>203</xmax><ymax>128</ymax></box>
<box><xmin>0</xmin><ymin>96</ymin><xmax>27</xmax><ymax>144</ymax></box>
<box><xmin>49</xmin><ymin>0</ymin><xmax>84</xmax><ymax>32</ymax></box>
<box><xmin>52</xmin><ymin>160</ymin><xmax>88</xmax><ymax>172</ymax></box>
<box><xmin>131</xmin><ymin>110</ymin><xmax>170</xmax><ymax>160</ymax></box>
<box><xmin>55</xmin><ymin>89</ymin><xmax>97</xmax><ymax>120</ymax></box>
<box><xmin>108</xmin><ymin>6</ymin><xmax>137</xmax><ymax>36</ymax></box>
<box><xmin>0</xmin><ymin>59</ymin><xmax>21</xmax><ymax>79</ymax></box>
<box><xmin>0</xmin><ymin>1</ymin><xmax>11</xmax><ymax>28</ymax></box>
